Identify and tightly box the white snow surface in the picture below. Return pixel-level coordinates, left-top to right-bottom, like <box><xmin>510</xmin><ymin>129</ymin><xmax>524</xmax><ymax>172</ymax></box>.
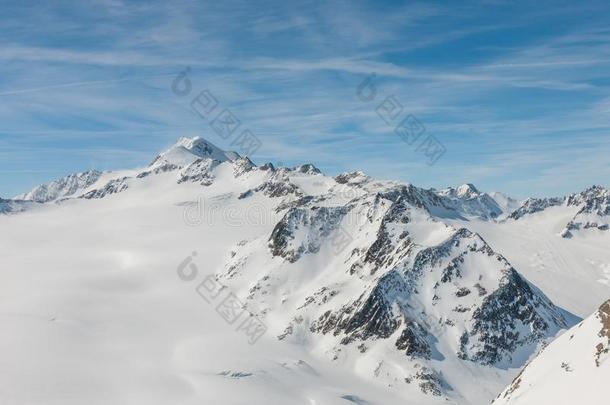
<box><xmin>151</xmin><ymin>136</ymin><xmax>240</xmax><ymax>168</ymax></box>
<box><xmin>1</xmin><ymin>137</ymin><xmax>608</xmax><ymax>405</ymax></box>
<box><xmin>494</xmin><ymin>300</ymin><xmax>610</xmax><ymax>405</ymax></box>
<box><xmin>448</xmin><ymin>207</ymin><xmax>610</xmax><ymax>317</ymax></box>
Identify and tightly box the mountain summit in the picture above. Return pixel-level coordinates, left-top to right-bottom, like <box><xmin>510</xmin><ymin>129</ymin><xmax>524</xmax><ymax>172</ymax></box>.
<box><xmin>149</xmin><ymin>136</ymin><xmax>241</xmax><ymax>168</ymax></box>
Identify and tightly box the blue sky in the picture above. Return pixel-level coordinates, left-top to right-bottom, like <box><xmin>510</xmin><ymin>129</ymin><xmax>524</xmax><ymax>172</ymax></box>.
<box><xmin>1</xmin><ymin>0</ymin><xmax>610</xmax><ymax>198</ymax></box>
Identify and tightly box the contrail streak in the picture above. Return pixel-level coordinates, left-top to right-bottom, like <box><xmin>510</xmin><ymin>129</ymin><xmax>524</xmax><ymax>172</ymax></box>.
<box><xmin>0</xmin><ymin>72</ymin><xmax>176</xmax><ymax>97</ymax></box>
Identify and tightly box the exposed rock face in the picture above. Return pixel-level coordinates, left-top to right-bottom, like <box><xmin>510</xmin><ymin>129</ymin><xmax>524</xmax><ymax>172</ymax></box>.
<box><xmin>255</xmin><ymin>179</ymin><xmax>302</xmax><ymax>198</ymax></box>
<box><xmin>561</xmin><ymin>185</ymin><xmax>610</xmax><ymax>237</ymax></box>
<box><xmin>408</xmin><ymin>228</ymin><xmax>493</xmax><ymax>283</ymax></box>
<box><xmin>257</xmin><ymin>176</ymin><xmax>572</xmax><ymax>381</ymax></box>
<box><xmin>461</xmin><ymin>269</ymin><xmax>568</xmax><ymax>365</ymax></box>
<box><xmin>508</xmin><ymin>197</ymin><xmax>564</xmax><ymax>220</ymax></box>
<box><xmin>334</xmin><ymin>170</ymin><xmax>369</xmax><ymax>185</ymax></box>
<box><xmin>16</xmin><ymin>169</ymin><xmax>102</xmax><ymax>203</ymax></box>
<box><xmin>177</xmin><ymin>158</ymin><xmax>221</xmax><ymax>185</ymax></box>
<box><xmin>311</xmin><ymin>271</ymin><xmax>408</xmax><ymax>341</ymax></box>
<box><xmin>277</xmin><ymin>203</ymin><xmax>572</xmax><ymax>381</ymax></box>
<box><xmin>240</xmin><ymin>169</ymin><xmax>303</xmax><ymax>199</ymax></box>
<box><xmin>395</xmin><ymin>320</ymin><xmax>432</xmax><ymax>358</ymax></box>
<box><xmin>309</xmin><ymin>270</ymin><xmax>435</xmax><ymax>361</ymax></box>
<box><xmin>137</xmin><ymin>163</ymin><xmax>180</xmax><ymax>178</ymax></box>
<box><xmin>268</xmin><ymin>205</ymin><xmax>349</xmax><ymax>262</ymax></box>
<box><xmin>508</xmin><ymin>185</ymin><xmax>610</xmax><ymax>237</ymax></box>
<box><xmin>405</xmin><ymin>367</ymin><xmax>450</xmax><ymax>396</ymax></box>
<box><xmin>274</xmin><ymin>195</ymin><xmax>320</xmax><ymax>212</ymax></box>
<box><xmin>80</xmin><ymin>177</ymin><xmax>129</xmax><ymax>199</ymax></box>
<box><xmin>437</xmin><ymin>183</ymin><xmax>504</xmax><ymax>219</ymax></box>
<box><xmin>407</xmin><ymin>229</ymin><xmax>569</xmax><ymax>364</ymax></box>
<box><xmin>232</xmin><ymin>157</ymin><xmax>255</xmax><ymax>177</ymax></box>
<box><xmin>595</xmin><ymin>300</ymin><xmax>610</xmax><ymax>366</ymax></box>
<box><xmin>373</xmin><ymin>183</ymin><xmax>505</xmax><ymax>220</ymax></box>
<box><xmin>566</xmin><ymin>185</ymin><xmax>610</xmax><ymax>211</ymax></box>
<box><xmin>360</xmin><ymin>196</ymin><xmax>413</xmax><ymax>273</ymax></box>
<box><xmin>259</xmin><ymin>162</ymin><xmax>276</xmax><ymax>172</ymax></box>
<box><xmin>293</xmin><ymin>164</ymin><xmax>321</xmax><ymax>175</ymax></box>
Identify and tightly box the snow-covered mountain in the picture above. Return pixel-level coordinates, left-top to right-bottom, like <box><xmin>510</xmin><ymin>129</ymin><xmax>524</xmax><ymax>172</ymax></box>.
<box><xmin>507</xmin><ymin>197</ymin><xmax>564</xmax><ymax>220</ymax></box>
<box><xmin>12</xmin><ymin>137</ymin><xmax>243</xmax><ymax>202</ymax></box>
<box><xmin>562</xmin><ymin>185</ymin><xmax>610</xmax><ymax>237</ymax></box>
<box><xmin>507</xmin><ymin>185</ymin><xmax>610</xmax><ymax>238</ymax></box>
<box><xmin>1</xmin><ymin>136</ymin><xmax>608</xmax><ymax>405</ymax></box>
<box><xmin>494</xmin><ymin>299</ymin><xmax>610</xmax><ymax>405</ymax></box>
<box><xmin>435</xmin><ymin>183</ymin><xmax>505</xmax><ymax>219</ymax></box>
<box><xmin>488</xmin><ymin>192</ymin><xmax>521</xmax><ymax>217</ymax></box>
<box><xmin>15</xmin><ymin>169</ymin><xmax>102</xmax><ymax>203</ymax></box>
<box><xmin>149</xmin><ymin>136</ymin><xmax>240</xmax><ymax>168</ymax></box>
<box><xmin>0</xmin><ymin>197</ymin><xmax>35</xmax><ymax>214</ymax></box>
<box><xmin>217</xmin><ymin>171</ymin><xmax>577</xmax><ymax>403</ymax></box>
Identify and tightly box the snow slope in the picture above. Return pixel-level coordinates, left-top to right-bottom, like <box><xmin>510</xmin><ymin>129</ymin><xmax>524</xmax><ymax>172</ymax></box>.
<box><xmin>494</xmin><ymin>299</ymin><xmax>610</xmax><ymax>405</ymax></box>
<box><xmin>1</xmin><ymin>137</ymin><xmax>607</xmax><ymax>405</ymax></box>
<box><xmin>506</xmin><ymin>186</ymin><xmax>610</xmax><ymax>238</ymax></box>
<box><xmin>0</xmin><ymin>141</ymin><xmax>442</xmax><ymax>405</ymax></box>
<box><xmin>449</xmin><ymin>206</ymin><xmax>610</xmax><ymax>317</ymax></box>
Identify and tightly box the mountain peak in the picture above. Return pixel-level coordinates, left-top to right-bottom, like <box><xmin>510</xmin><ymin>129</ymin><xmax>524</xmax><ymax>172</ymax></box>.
<box><xmin>580</xmin><ymin>184</ymin><xmax>608</xmax><ymax>197</ymax></box>
<box><xmin>293</xmin><ymin>163</ymin><xmax>321</xmax><ymax>175</ymax></box>
<box><xmin>456</xmin><ymin>183</ymin><xmax>480</xmax><ymax>198</ymax></box>
<box><xmin>151</xmin><ymin>136</ymin><xmax>240</xmax><ymax>168</ymax></box>
<box><xmin>438</xmin><ymin>183</ymin><xmax>481</xmax><ymax>200</ymax></box>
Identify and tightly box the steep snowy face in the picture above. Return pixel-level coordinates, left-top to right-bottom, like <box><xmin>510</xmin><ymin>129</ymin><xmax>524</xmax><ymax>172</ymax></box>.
<box><xmin>455</xmin><ymin>183</ymin><xmax>480</xmax><ymax>199</ymax></box>
<box><xmin>149</xmin><ymin>136</ymin><xmax>240</xmax><ymax>168</ymax></box>
<box><xmin>494</xmin><ymin>299</ymin><xmax>610</xmax><ymax>405</ymax></box>
<box><xmin>15</xmin><ymin>169</ymin><xmax>102</xmax><ymax>203</ymax></box>
<box><xmin>488</xmin><ymin>192</ymin><xmax>521</xmax><ymax>216</ymax></box>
